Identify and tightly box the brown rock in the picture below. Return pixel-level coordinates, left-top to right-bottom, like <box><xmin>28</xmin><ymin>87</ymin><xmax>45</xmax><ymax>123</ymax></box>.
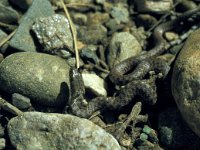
<box><xmin>171</xmin><ymin>29</ymin><xmax>200</xmax><ymax>137</ymax></box>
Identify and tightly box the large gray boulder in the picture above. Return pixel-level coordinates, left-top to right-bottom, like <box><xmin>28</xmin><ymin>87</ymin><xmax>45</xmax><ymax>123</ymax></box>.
<box><xmin>171</xmin><ymin>28</ymin><xmax>200</xmax><ymax>137</ymax></box>
<box><xmin>8</xmin><ymin>112</ymin><xmax>121</xmax><ymax>150</ymax></box>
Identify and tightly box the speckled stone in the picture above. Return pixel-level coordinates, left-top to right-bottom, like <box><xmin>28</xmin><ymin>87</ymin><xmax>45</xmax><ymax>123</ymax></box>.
<box><xmin>171</xmin><ymin>28</ymin><xmax>200</xmax><ymax>137</ymax></box>
<box><xmin>8</xmin><ymin>112</ymin><xmax>121</xmax><ymax>150</ymax></box>
<box><xmin>32</xmin><ymin>14</ymin><xmax>73</xmax><ymax>53</ymax></box>
<box><xmin>0</xmin><ymin>52</ymin><xmax>70</xmax><ymax>107</ymax></box>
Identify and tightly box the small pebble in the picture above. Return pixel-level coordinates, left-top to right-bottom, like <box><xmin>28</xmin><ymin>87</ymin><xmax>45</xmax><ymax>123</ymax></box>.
<box><xmin>140</xmin><ymin>133</ymin><xmax>148</xmax><ymax>141</ymax></box>
<box><xmin>12</xmin><ymin>93</ymin><xmax>32</xmax><ymax>110</ymax></box>
<box><xmin>77</xmin><ymin>24</ymin><xmax>107</xmax><ymax>44</ymax></box>
<box><xmin>108</xmin><ymin>32</ymin><xmax>142</xmax><ymax>67</ymax></box>
<box><xmin>134</xmin><ymin>0</ymin><xmax>173</xmax><ymax>14</ymax></box>
<box><xmin>82</xmin><ymin>72</ymin><xmax>107</xmax><ymax>96</ymax></box>
<box><xmin>87</xmin><ymin>12</ymin><xmax>110</xmax><ymax>25</ymax></box>
<box><xmin>80</xmin><ymin>45</ymin><xmax>99</xmax><ymax>64</ymax></box>
<box><xmin>164</xmin><ymin>32</ymin><xmax>179</xmax><ymax>42</ymax></box>
<box><xmin>110</xmin><ymin>4</ymin><xmax>129</xmax><ymax>23</ymax></box>
<box><xmin>0</xmin><ymin>138</ymin><xmax>5</xmax><ymax>150</ymax></box>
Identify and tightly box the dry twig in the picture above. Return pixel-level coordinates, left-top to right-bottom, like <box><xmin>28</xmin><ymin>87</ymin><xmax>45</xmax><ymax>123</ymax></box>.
<box><xmin>61</xmin><ymin>0</ymin><xmax>80</xmax><ymax>69</ymax></box>
<box><xmin>0</xmin><ymin>29</ymin><xmax>17</xmax><ymax>47</ymax></box>
<box><xmin>0</xmin><ymin>97</ymin><xmax>23</xmax><ymax>116</ymax></box>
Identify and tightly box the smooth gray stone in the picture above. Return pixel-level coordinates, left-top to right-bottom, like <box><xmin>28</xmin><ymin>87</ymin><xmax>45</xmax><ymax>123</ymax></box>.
<box><xmin>8</xmin><ymin>112</ymin><xmax>121</xmax><ymax>150</ymax></box>
<box><xmin>0</xmin><ymin>52</ymin><xmax>70</xmax><ymax>107</ymax></box>
<box><xmin>12</xmin><ymin>93</ymin><xmax>32</xmax><ymax>110</ymax></box>
<box><xmin>171</xmin><ymin>28</ymin><xmax>200</xmax><ymax>137</ymax></box>
<box><xmin>9</xmin><ymin>0</ymin><xmax>54</xmax><ymax>52</ymax></box>
<box><xmin>108</xmin><ymin>32</ymin><xmax>142</xmax><ymax>67</ymax></box>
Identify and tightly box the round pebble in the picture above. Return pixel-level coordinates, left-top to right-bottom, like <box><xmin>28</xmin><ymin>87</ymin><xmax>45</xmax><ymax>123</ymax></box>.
<box><xmin>0</xmin><ymin>52</ymin><xmax>70</xmax><ymax>107</ymax></box>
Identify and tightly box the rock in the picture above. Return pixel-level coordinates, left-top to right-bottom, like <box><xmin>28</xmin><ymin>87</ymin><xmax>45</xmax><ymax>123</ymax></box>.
<box><xmin>0</xmin><ymin>52</ymin><xmax>70</xmax><ymax>107</ymax></box>
<box><xmin>80</xmin><ymin>45</ymin><xmax>99</xmax><ymax>64</ymax></box>
<box><xmin>72</xmin><ymin>13</ymin><xmax>87</xmax><ymax>25</ymax></box>
<box><xmin>0</xmin><ymin>4</ymin><xmax>19</xmax><ymax>23</ymax></box>
<box><xmin>158</xmin><ymin>107</ymin><xmax>200</xmax><ymax>149</ymax></box>
<box><xmin>0</xmin><ymin>125</ymin><xmax>4</xmax><ymax>138</ymax></box>
<box><xmin>0</xmin><ymin>29</ymin><xmax>8</xmax><ymax>53</ymax></box>
<box><xmin>130</xmin><ymin>27</ymin><xmax>147</xmax><ymax>48</ymax></box>
<box><xmin>171</xmin><ymin>28</ymin><xmax>200</xmax><ymax>137</ymax></box>
<box><xmin>164</xmin><ymin>32</ymin><xmax>179</xmax><ymax>42</ymax></box>
<box><xmin>82</xmin><ymin>72</ymin><xmax>107</xmax><ymax>96</ymax></box>
<box><xmin>9</xmin><ymin>0</ymin><xmax>54</xmax><ymax>52</ymax></box>
<box><xmin>12</xmin><ymin>93</ymin><xmax>32</xmax><ymax>110</ymax></box>
<box><xmin>105</xmin><ymin>19</ymin><xmax>124</xmax><ymax>35</ymax></box>
<box><xmin>108</xmin><ymin>32</ymin><xmax>142</xmax><ymax>67</ymax></box>
<box><xmin>32</xmin><ymin>14</ymin><xmax>73</xmax><ymax>53</ymax></box>
<box><xmin>0</xmin><ymin>138</ymin><xmax>5</xmax><ymax>150</ymax></box>
<box><xmin>77</xmin><ymin>24</ymin><xmax>107</xmax><ymax>44</ymax></box>
<box><xmin>10</xmin><ymin>0</ymin><xmax>32</xmax><ymax>10</ymax></box>
<box><xmin>110</xmin><ymin>4</ymin><xmax>129</xmax><ymax>23</ymax></box>
<box><xmin>134</xmin><ymin>0</ymin><xmax>173</xmax><ymax>14</ymax></box>
<box><xmin>0</xmin><ymin>0</ymin><xmax>9</xmax><ymax>6</ymax></box>
<box><xmin>8</xmin><ymin>112</ymin><xmax>121</xmax><ymax>150</ymax></box>
<box><xmin>87</xmin><ymin>12</ymin><xmax>110</xmax><ymax>25</ymax></box>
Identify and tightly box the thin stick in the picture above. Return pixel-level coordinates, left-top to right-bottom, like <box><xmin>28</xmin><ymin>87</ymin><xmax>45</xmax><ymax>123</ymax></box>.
<box><xmin>61</xmin><ymin>0</ymin><xmax>80</xmax><ymax>69</ymax></box>
<box><xmin>114</xmin><ymin>102</ymin><xmax>142</xmax><ymax>140</ymax></box>
<box><xmin>0</xmin><ymin>22</ymin><xmax>17</xmax><ymax>31</ymax></box>
<box><xmin>0</xmin><ymin>97</ymin><xmax>23</xmax><ymax>116</ymax></box>
<box><xmin>0</xmin><ymin>29</ymin><xmax>17</xmax><ymax>47</ymax></box>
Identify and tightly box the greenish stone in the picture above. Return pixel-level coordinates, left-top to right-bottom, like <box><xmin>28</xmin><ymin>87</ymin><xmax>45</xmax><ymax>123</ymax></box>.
<box><xmin>8</xmin><ymin>112</ymin><xmax>121</xmax><ymax>150</ymax></box>
<box><xmin>143</xmin><ymin>125</ymin><xmax>153</xmax><ymax>135</ymax></box>
<box><xmin>110</xmin><ymin>4</ymin><xmax>129</xmax><ymax>23</ymax></box>
<box><xmin>9</xmin><ymin>0</ymin><xmax>54</xmax><ymax>52</ymax></box>
<box><xmin>140</xmin><ymin>133</ymin><xmax>148</xmax><ymax>141</ymax></box>
<box><xmin>0</xmin><ymin>4</ymin><xmax>19</xmax><ymax>23</ymax></box>
<box><xmin>0</xmin><ymin>52</ymin><xmax>70</xmax><ymax>107</ymax></box>
<box><xmin>108</xmin><ymin>32</ymin><xmax>142</xmax><ymax>67</ymax></box>
<box><xmin>77</xmin><ymin>24</ymin><xmax>107</xmax><ymax>44</ymax></box>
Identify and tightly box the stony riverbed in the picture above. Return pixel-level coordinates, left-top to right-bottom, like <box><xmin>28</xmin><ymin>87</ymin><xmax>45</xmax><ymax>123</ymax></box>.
<box><xmin>0</xmin><ymin>0</ymin><xmax>200</xmax><ymax>149</ymax></box>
